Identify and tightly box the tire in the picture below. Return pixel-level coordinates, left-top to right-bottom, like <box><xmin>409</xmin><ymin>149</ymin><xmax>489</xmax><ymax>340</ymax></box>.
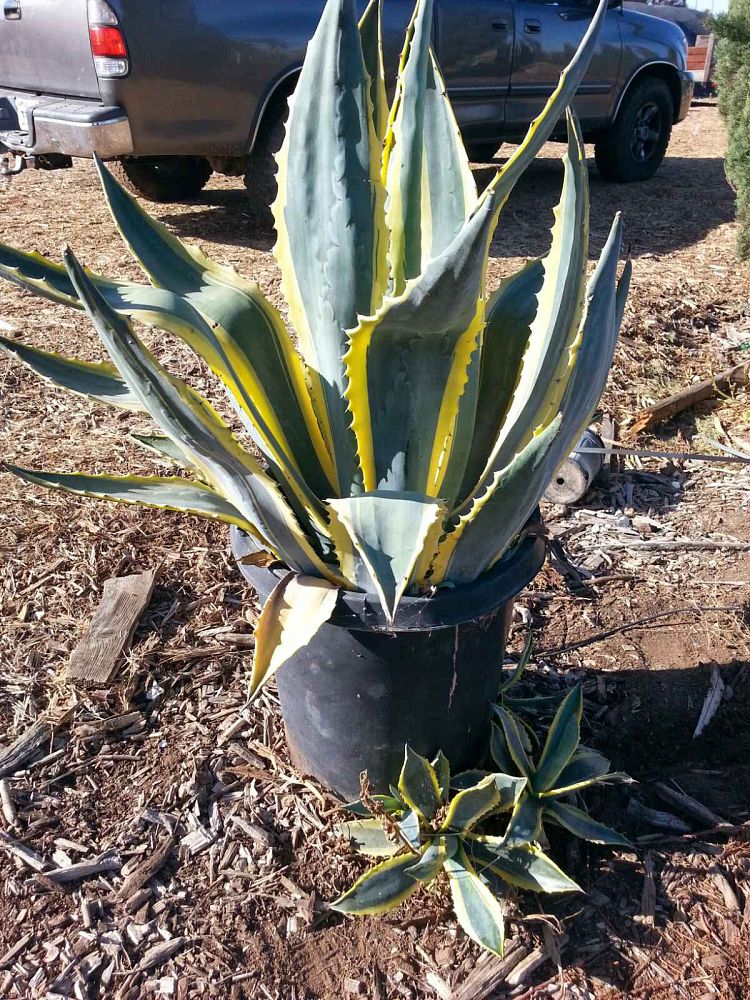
<box><xmin>109</xmin><ymin>156</ymin><xmax>212</xmax><ymax>202</ymax></box>
<box><xmin>594</xmin><ymin>77</ymin><xmax>673</xmax><ymax>183</ymax></box>
<box><xmin>465</xmin><ymin>141</ymin><xmax>500</xmax><ymax>163</ymax></box>
<box><xmin>244</xmin><ymin>93</ymin><xmax>289</xmax><ymax>225</ymax></box>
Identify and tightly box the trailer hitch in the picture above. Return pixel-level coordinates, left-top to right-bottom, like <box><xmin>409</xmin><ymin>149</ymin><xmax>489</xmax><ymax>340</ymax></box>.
<box><xmin>0</xmin><ymin>151</ymin><xmax>25</xmax><ymax>176</ymax></box>
<box><xmin>0</xmin><ymin>151</ymin><xmax>72</xmax><ymax>176</ymax></box>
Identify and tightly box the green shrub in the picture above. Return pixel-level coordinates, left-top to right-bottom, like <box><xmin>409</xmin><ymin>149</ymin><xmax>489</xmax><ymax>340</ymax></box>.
<box><xmin>715</xmin><ymin>0</ymin><xmax>750</xmax><ymax>259</ymax></box>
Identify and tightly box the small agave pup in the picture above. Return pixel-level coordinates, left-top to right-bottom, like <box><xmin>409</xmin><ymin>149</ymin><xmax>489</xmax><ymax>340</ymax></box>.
<box><xmin>0</xmin><ymin>0</ymin><xmax>628</xmax><ymax>794</ymax></box>
<box><xmin>333</xmin><ymin>700</ymin><xmax>630</xmax><ymax>956</ymax></box>
<box><xmin>333</xmin><ymin>747</ymin><xmax>568</xmax><ymax>957</ymax></box>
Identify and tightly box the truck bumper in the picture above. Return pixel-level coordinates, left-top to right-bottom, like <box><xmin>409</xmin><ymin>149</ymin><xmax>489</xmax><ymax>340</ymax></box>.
<box><xmin>676</xmin><ymin>70</ymin><xmax>694</xmax><ymax>124</ymax></box>
<box><xmin>0</xmin><ymin>90</ymin><xmax>133</xmax><ymax>158</ymax></box>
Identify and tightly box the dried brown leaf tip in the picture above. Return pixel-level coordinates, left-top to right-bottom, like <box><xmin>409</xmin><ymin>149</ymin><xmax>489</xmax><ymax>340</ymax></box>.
<box><xmin>238</xmin><ymin>550</ymin><xmax>283</xmax><ymax>569</ymax></box>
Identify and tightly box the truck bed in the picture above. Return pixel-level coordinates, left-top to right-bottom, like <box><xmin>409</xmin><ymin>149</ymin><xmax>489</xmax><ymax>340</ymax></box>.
<box><xmin>0</xmin><ymin>0</ymin><xmax>100</xmax><ymax>99</ymax></box>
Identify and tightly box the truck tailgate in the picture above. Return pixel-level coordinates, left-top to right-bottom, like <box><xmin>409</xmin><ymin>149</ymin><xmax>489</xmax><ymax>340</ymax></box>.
<box><xmin>0</xmin><ymin>0</ymin><xmax>100</xmax><ymax>99</ymax></box>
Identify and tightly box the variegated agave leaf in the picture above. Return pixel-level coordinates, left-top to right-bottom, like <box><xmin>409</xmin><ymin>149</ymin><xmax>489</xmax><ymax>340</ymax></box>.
<box><xmin>272</xmin><ymin>0</ymin><xmax>387</xmax><ymax>496</ymax></box>
<box><xmin>63</xmin><ymin>248</ymin><xmax>343</xmax><ymax>583</ymax></box>
<box><xmin>250</xmin><ymin>571</ymin><xmax>339</xmax><ymax>696</ymax></box>
<box><xmin>544</xmin><ymin>800</ymin><xmax>631</xmax><ymax>847</ymax></box>
<box><xmin>359</xmin><ymin>0</ymin><xmax>388</xmax><ymax>141</ymax></box>
<box><xmin>6</xmin><ymin>466</ymin><xmax>260</xmax><ymax>535</ymax></box>
<box><xmin>465</xmin><ymin>838</ymin><xmax>581</xmax><ymax>894</ymax></box>
<box><xmin>95</xmin><ymin>157</ymin><xmax>337</xmax><ymax>505</ymax></box>
<box><xmin>398</xmin><ymin>747</ymin><xmax>443</xmax><ymax>820</ymax></box>
<box><xmin>344</xmin><ymin>193</ymin><xmax>495</xmax><ymax>501</ymax></box>
<box><xmin>405</xmin><ymin>837</ymin><xmax>454</xmax><ymax>881</ymax></box>
<box><xmin>327</xmin><ymin>491</ymin><xmax>445</xmax><ymax>621</ymax></box>
<box><xmin>330</xmin><ymin>853</ymin><xmax>422</xmax><ymax>915</ymax></box>
<box><xmin>432</xmin><ymin>751</ymin><xmax>451</xmax><ymax>801</ymax></box>
<box><xmin>0</xmin><ymin>333</ymin><xmax>141</xmax><ymax>411</ymax></box>
<box><xmin>533</xmin><ymin>686</ymin><xmax>583</xmax><ymax>792</ymax></box>
<box><xmin>440</xmin><ymin>775</ymin><xmax>501</xmax><ymax>833</ymax></box>
<box><xmin>130</xmin><ymin>434</ymin><xmax>199</xmax><ymax>474</ymax></box>
<box><xmin>444</xmin><ymin>842</ymin><xmax>506</xmax><ymax>957</ymax></box>
<box><xmin>0</xmin><ymin>232</ymin><xmax>333</xmax><ymax>512</ymax></box>
<box><xmin>456</xmin><ymin>259</ymin><xmax>545</xmax><ymax>503</ymax></box>
<box><xmin>550</xmin><ymin>747</ymin><xmax>612</xmax><ymax>793</ymax></box>
<box><xmin>474</xmin><ymin>111</ymin><xmax>591</xmax><ymax>494</ymax></box>
<box><xmin>338</xmin><ymin>818</ymin><xmax>400</xmax><ymax>858</ymax></box>
<box><xmin>432</xmin><ymin>211</ymin><xmax>628</xmax><ymax>585</ymax></box>
<box><xmin>383</xmin><ymin>0</ymin><xmax>477</xmax><ymax>292</ymax></box>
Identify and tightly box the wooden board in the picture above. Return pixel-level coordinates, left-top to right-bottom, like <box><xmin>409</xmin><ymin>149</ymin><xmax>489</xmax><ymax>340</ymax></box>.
<box><xmin>687</xmin><ymin>33</ymin><xmax>714</xmax><ymax>85</ymax></box>
<box><xmin>0</xmin><ymin>721</ymin><xmax>52</xmax><ymax>779</ymax></box>
<box><xmin>627</xmin><ymin>361</ymin><xmax>749</xmax><ymax>437</ymax></box>
<box><xmin>65</xmin><ymin>569</ymin><xmax>158</xmax><ymax>687</ymax></box>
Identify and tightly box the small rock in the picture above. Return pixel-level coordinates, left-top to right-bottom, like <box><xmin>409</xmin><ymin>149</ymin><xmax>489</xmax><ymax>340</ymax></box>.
<box><xmin>434</xmin><ymin>945</ymin><xmax>454</xmax><ymax>966</ymax></box>
<box><xmin>703</xmin><ymin>954</ymin><xmax>726</xmax><ymax>971</ymax></box>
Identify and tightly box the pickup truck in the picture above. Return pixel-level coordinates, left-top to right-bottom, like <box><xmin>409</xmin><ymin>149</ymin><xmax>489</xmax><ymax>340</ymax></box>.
<box><xmin>0</xmin><ymin>0</ymin><xmax>693</xmax><ymax>205</ymax></box>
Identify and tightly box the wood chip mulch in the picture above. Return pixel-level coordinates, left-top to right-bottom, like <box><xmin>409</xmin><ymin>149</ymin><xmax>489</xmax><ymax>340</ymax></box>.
<box><xmin>1</xmin><ymin>101</ymin><xmax>749</xmax><ymax>998</ymax></box>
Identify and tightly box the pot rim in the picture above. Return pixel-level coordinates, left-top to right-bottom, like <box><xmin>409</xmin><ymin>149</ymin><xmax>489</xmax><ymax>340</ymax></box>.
<box><xmin>230</xmin><ymin>524</ymin><xmax>546</xmax><ymax>633</ymax></box>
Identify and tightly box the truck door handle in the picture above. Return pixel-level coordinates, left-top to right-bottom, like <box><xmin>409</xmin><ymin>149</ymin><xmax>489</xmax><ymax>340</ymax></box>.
<box><xmin>524</xmin><ymin>17</ymin><xmax>542</xmax><ymax>33</ymax></box>
<box><xmin>3</xmin><ymin>0</ymin><xmax>21</xmax><ymax>18</ymax></box>
<box><xmin>492</xmin><ymin>18</ymin><xmax>509</xmax><ymax>30</ymax></box>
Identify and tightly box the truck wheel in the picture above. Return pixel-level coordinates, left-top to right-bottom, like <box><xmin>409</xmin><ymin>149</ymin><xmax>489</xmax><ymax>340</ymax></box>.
<box><xmin>109</xmin><ymin>156</ymin><xmax>212</xmax><ymax>202</ymax></box>
<box><xmin>243</xmin><ymin>93</ymin><xmax>289</xmax><ymax>223</ymax></box>
<box><xmin>465</xmin><ymin>142</ymin><xmax>500</xmax><ymax>164</ymax></box>
<box><xmin>594</xmin><ymin>77</ymin><xmax>673</xmax><ymax>183</ymax></box>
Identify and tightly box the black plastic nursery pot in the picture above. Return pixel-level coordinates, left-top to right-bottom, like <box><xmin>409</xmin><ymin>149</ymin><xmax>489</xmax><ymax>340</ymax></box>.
<box><xmin>231</xmin><ymin>526</ymin><xmax>546</xmax><ymax>801</ymax></box>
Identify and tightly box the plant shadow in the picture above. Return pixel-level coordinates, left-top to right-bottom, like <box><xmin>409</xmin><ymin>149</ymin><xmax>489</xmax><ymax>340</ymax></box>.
<box><xmin>563</xmin><ymin>466</ymin><xmax>689</xmax><ymax>517</ymax></box>
<box><xmin>157</xmin><ymin>151</ymin><xmax>734</xmax><ymax>265</ymax></box>
<box><xmin>511</xmin><ymin>655</ymin><xmax>750</xmax><ymax>994</ymax></box>
<box><xmin>476</xmin><ymin>152</ymin><xmax>735</xmax><ymax>261</ymax></box>
<box><xmin>159</xmin><ymin>190</ymin><xmax>276</xmax><ymax>253</ymax></box>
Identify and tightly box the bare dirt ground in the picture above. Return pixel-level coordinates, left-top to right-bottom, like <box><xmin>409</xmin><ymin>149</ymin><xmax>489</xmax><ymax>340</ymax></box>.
<box><xmin>1</xmin><ymin>101</ymin><xmax>749</xmax><ymax>999</ymax></box>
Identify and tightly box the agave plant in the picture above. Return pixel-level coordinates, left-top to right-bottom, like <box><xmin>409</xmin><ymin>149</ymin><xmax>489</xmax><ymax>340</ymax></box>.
<box><xmin>333</xmin><ymin>734</ymin><xmax>628</xmax><ymax>956</ymax></box>
<box><xmin>333</xmin><ymin>745</ymin><xmax>580</xmax><ymax>956</ymax></box>
<box><xmin>0</xmin><ymin>0</ymin><xmax>628</xmax><ymax>685</ymax></box>
<box><xmin>491</xmin><ymin>687</ymin><xmax>632</xmax><ymax>849</ymax></box>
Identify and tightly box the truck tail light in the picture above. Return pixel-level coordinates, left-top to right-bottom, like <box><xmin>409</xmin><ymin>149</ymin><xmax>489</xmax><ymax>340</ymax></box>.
<box><xmin>87</xmin><ymin>0</ymin><xmax>129</xmax><ymax>78</ymax></box>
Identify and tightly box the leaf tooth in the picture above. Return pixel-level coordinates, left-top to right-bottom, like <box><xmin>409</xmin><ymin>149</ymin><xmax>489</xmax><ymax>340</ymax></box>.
<box><xmin>428</xmin><ymin>415</ymin><xmax>562</xmax><ymax>583</ymax></box>
<box><xmin>341</xmin><ymin>320</ymin><xmax>378</xmax><ymax>493</ymax></box>
<box><xmin>424</xmin><ymin>300</ymin><xmax>485</xmax><ymax>502</ymax></box>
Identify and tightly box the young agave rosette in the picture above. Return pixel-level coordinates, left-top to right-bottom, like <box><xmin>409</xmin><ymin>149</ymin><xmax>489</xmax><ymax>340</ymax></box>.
<box><xmin>0</xmin><ymin>0</ymin><xmax>628</xmax><ymax>682</ymax></box>
<box><xmin>492</xmin><ymin>686</ymin><xmax>633</xmax><ymax>849</ymax></box>
<box><xmin>333</xmin><ymin>745</ymin><xmax>579</xmax><ymax>957</ymax></box>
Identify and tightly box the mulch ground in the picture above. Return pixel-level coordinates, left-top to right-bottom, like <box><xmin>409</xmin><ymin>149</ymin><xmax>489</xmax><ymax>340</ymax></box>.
<box><xmin>1</xmin><ymin>101</ymin><xmax>749</xmax><ymax>999</ymax></box>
